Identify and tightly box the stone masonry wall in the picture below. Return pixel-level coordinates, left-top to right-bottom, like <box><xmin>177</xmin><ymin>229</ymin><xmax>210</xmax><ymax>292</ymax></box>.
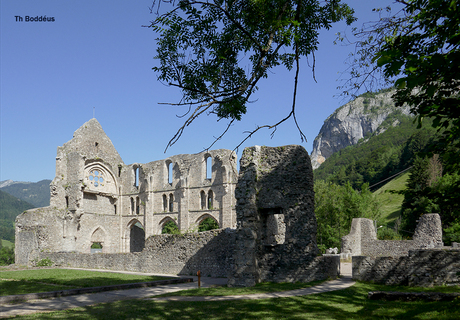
<box><xmin>39</xmin><ymin>228</ymin><xmax>236</xmax><ymax>277</ymax></box>
<box><xmin>352</xmin><ymin>249</ymin><xmax>460</xmax><ymax>286</ymax></box>
<box><xmin>228</xmin><ymin>145</ymin><xmax>339</xmax><ymax>287</ymax></box>
<box><xmin>342</xmin><ymin>214</ymin><xmax>443</xmax><ymax>257</ymax></box>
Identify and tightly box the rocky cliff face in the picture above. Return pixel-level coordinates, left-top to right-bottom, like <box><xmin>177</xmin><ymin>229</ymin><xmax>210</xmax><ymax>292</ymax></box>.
<box><xmin>311</xmin><ymin>90</ymin><xmax>411</xmax><ymax>169</ymax></box>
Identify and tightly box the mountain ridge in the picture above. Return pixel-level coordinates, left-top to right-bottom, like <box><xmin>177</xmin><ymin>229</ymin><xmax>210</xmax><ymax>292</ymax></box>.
<box><xmin>310</xmin><ymin>89</ymin><xmax>412</xmax><ymax>169</ymax></box>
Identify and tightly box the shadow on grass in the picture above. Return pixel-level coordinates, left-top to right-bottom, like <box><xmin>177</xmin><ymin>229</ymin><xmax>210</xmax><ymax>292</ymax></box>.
<box><xmin>0</xmin><ymin>269</ymin><xmax>169</xmax><ymax>296</ymax></box>
<box><xmin>11</xmin><ymin>282</ymin><xmax>460</xmax><ymax>320</ymax></box>
<box><xmin>0</xmin><ymin>280</ymin><xmax>76</xmax><ymax>296</ymax></box>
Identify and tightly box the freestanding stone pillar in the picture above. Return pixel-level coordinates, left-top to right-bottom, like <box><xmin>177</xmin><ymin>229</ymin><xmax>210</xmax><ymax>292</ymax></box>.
<box><xmin>228</xmin><ymin>145</ymin><xmax>337</xmax><ymax>287</ymax></box>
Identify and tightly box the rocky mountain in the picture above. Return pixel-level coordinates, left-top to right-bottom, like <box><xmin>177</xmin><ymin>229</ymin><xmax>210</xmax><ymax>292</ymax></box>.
<box><xmin>0</xmin><ymin>180</ymin><xmax>51</xmax><ymax>208</ymax></box>
<box><xmin>310</xmin><ymin>89</ymin><xmax>412</xmax><ymax>169</ymax></box>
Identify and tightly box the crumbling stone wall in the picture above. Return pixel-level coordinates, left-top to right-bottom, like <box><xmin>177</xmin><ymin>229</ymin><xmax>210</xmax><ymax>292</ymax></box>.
<box><xmin>15</xmin><ymin>118</ymin><xmax>237</xmax><ymax>265</ymax></box>
<box><xmin>228</xmin><ymin>145</ymin><xmax>339</xmax><ymax>287</ymax></box>
<box><xmin>39</xmin><ymin>228</ymin><xmax>236</xmax><ymax>277</ymax></box>
<box><xmin>353</xmin><ymin>249</ymin><xmax>460</xmax><ymax>286</ymax></box>
<box><xmin>342</xmin><ymin>214</ymin><xmax>443</xmax><ymax>257</ymax></box>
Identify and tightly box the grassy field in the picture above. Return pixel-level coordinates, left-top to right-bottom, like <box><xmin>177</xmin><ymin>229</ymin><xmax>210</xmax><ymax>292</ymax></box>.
<box><xmin>1</xmin><ymin>239</ymin><xmax>14</xmax><ymax>248</ymax></box>
<box><xmin>0</xmin><ymin>269</ymin><xmax>169</xmax><ymax>296</ymax></box>
<box><xmin>10</xmin><ymin>281</ymin><xmax>460</xmax><ymax>320</ymax></box>
<box><xmin>374</xmin><ymin>172</ymin><xmax>409</xmax><ymax>227</ymax></box>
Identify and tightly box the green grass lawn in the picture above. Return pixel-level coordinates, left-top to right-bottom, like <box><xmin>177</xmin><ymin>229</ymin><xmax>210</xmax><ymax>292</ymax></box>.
<box><xmin>1</xmin><ymin>239</ymin><xmax>14</xmax><ymax>248</ymax></box>
<box><xmin>0</xmin><ymin>269</ymin><xmax>169</xmax><ymax>296</ymax></box>
<box><xmin>374</xmin><ymin>172</ymin><xmax>409</xmax><ymax>226</ymax></box>
<box><xmin>158</xmin><ymin>280</ymin><xmax>326</xmax><ymax>297</ymax></box>
<box><xmin>10</xmin><ymin>281</ymin><xmax>460</xmax><ymax>319</ymax></box>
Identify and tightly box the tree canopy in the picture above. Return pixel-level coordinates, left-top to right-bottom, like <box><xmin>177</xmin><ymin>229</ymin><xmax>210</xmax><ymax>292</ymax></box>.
<box><xmin>343</xmin><ymin>0</ymin><xmax>460</xmax><ymax>156</ymax></box>
<box><xmin>149</xmin><ymin>0</ymin><xmax>355</xmax><ymax>150</ymax></box>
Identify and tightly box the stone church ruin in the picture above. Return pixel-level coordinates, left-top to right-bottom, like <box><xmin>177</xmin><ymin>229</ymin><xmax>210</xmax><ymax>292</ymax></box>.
<box><xmin>15</xmin><ymin>121</ymin><xmax>340</xmax><ymax>285</ymax></box>
<box><xmin>342</xmin><ymin>214</ymin><xmax>460</xmax><ymax>286</ymax></box>
<box><xmin>15</xmin><ymin>119</ymin><xmax>237</xmax><ymax>265</ymax></box>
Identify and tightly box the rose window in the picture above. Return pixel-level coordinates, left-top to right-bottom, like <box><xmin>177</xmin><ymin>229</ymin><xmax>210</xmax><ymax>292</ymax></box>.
<box><xmin>88</xmin><ymin>170</ymin><xmax>104</xmax><ymax>188</ymax></box>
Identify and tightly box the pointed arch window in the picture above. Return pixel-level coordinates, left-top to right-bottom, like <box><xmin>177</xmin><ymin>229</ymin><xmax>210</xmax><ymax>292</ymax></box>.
<box><xmin>200</xmin><ymin>191</ymin><xmax>206</xmax><ymax>210</ymax></box>
<box><xmin>163</xmin><ymin>194</ymin><xmax>167</xmax><ymax>212</ymax></box>
<box><xmin>207</xmin><ymin>190</ymin><xmax>213</xmax><ymax>210</ymax></box>
<box><xmin>169</xmin><ymin>194</ymin><xmax>174</xmax><ymax>212</ymax></box>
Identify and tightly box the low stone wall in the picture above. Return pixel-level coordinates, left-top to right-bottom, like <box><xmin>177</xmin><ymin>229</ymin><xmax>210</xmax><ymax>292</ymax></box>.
<box><xmin>361</xmin><ymin>239</ymin><xmax>423</xmax><ymax>257</ymax></box>
<box><xmin>352</xmin><ymin>249</ymin><xmax>460</xmax><ymax>286</ymax></box>
<box><xmin>342</xmin><ymin>214</ymin><xmax>443</xmax><ymax>257</ymax></box>
<box><xmin>39</xmin><ymin>228</ymin><xmax>236</xmax><ymax>278</ymax></box>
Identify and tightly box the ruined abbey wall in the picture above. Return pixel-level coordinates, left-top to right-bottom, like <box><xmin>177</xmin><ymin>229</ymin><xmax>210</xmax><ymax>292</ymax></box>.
<box><xmin>38</xmin><ymin>228</ymin><xmax>236</xmax><ymax>278</ymax></box>
<box><xmin>15</xmin><ymin>119</ymin><xmax>237</xmax><ymax>265</ymax></box>
<box><xmin>341</xmin><ymin>214</ymin><xmax>443</xmax><ymax>257</ymax></box>
<box><xmin>228</xmin><ymin>145</ymin><xmax>339</xmax><ymax>286</ymax></box>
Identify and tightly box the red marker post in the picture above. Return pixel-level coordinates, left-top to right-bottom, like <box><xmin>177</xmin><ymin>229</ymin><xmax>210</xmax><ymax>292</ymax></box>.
<box><xmin>197</xmin><ymin>270</ymin><xmax>201</xmax><ymax>288</ymax></box>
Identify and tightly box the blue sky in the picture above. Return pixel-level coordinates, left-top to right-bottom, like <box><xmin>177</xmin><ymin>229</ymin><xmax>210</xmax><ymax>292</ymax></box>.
<box><xmin>1</xmin><ymin>0</ymin><xmax>398</xmax><ymax>182</ymax></box>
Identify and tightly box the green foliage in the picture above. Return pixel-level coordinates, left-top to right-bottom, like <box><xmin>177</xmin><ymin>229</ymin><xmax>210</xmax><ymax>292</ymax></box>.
<box><xmin>314</xmin><ymin>180</ymin><xmax>381</xmax><ymax>252</ymax></box>
<box><xmin>34</xmin><ymin>258</ymin><xmax>54</xmax><ymax>267</ymax></box>
<box><xmin>198</xmin><ymin>217</ymin><xmax>219</xmax><ymax>232</ymax></box>
<box><xmin>0</xmin><ymin>246</ymin><xmax>14</xmax><ymax>266</ymax></box>
<box><xmin>162</xmin><ymin>220</ymin><xmax>180</xmax><ymax>234</ymax></box>
<box><xmin>400</xmin><ymin>155</ymin><xmax>460</xmax><ymax>238</ymax></box>
<box><xmin>377</xmin><ymin>226</ymin><xmax>402</xmax><ymax>240</ymax></box>
<box><xmin>374</xmin><ymin>0</ymin><xmax>460</xmax><ymax>156</ymax></box>
<box><xmin>444</xmin><ymin>222</ymin><xmax>460</xmax><ymax>245</ymax></box>
<box><xmin>314</xmin><ymin>116</ymin><xmax>437</xmax><ymax>190</ymax></box>
<box><xmin>0</xmin><ymin>190</ymin><xmax>35</xmax><ymax>242</ymax></box>
<box><xmin>0</xmin><ymin>180</ymin><xmax>51</xmax><ymax>207</ymax></box>
<box><xmin>91</xmin><ymin>242</ymin><xmax>103</xmax><ymax>249</ymax></box>
<box><xmin>150</xmin><ymin>0</ymin><xmax>355</xmax><ymax>149</ymax></box>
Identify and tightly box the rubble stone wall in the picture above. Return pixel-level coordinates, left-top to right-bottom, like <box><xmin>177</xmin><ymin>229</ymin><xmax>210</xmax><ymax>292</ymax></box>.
<box><xmin>228</xmin><ymin>145</ymin><xmax>339</xmax><ymax>286</ymax></box>
<box><xmin>352</xmin><ymin>249</ymin><xmax>460</xmax><ymax>286</ymax></box>
<box><xmin>39</xmin><ymin>229</ymin><xmax>236</xmax><ymax>277</ymax></box>
<box><xmin>342</xmin><ymin>214</ymin><xmax>443</xmax><ymax>257</ymax></box>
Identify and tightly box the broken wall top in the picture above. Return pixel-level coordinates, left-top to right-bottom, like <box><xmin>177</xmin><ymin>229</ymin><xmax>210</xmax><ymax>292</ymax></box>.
<box><xmin>57</xmin><ymin>118</ymin><xmax>124</xmax><ymax>170</ymax></box>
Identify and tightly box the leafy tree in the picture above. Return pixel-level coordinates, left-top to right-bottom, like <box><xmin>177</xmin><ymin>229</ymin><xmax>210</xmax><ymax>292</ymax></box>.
<box><xmin>149</xmin><ymin>0</ymin><xmax>355</xmax><ymax>150</ymax></box>
<box><xmin>314</xmin><ymin>180</ymin><xmax>381</xmax><ymax>252</ymax></box>
<box><xmin>342</xmin><ymin>0</ymin><xmax>460</xmax><ymax>160</ymax></box>
<box><xmin>0</xmin><ymin>247</ymin><xmax>14</xmax><ymax>266</ymax></box>
<box><xmin>198</xmin><ymin>217</ymin><xmax>219</xmax><ymax>232</ymax></box>
<box><xmin>161</xmin><ymin>220</ymin><xmax>180</xmax><ymax>234</ymax></box>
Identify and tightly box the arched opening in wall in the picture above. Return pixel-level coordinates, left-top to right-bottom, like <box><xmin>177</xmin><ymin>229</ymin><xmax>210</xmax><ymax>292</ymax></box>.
<box><xmin>131</xmin><ymin>197</ymin><xmax>135</xmax><ymax>215</ymax></box>
<box><xmin>134</xmin><ymin>167</ymin><xmax>139</xmax><ymax>188</ymax></box>
<box><xmin>206</xmin><ymin>156</ymin><xmax>212</xmax><ymax>180</ymax></box>
<box><xmin>207</xmin><ymin>190</ymin><xmax>213</xmax><ymax>209</ymax></box>
<box><xmin>200</xmin><ymin>191</ymin><xmax>206</xmax><ymax>209</ymax></box>
<box><xmin>197</xmin><ymin>215</ymin><xmax>219</xmax><ymax>232</ymax></box>
<box><xmin>136</xmin><ymin>197</ymin><xmax>140</xmax><ymax>215</ymax></box>
<box><xmin>129</xmin><ymin>221</ymin><xmax>145</xmax><ymax>252</ymax></box>
<box><xmin>90</xmin><ymin>227</ymin><xmax>105</xmax><ymax>253</ymax></box>
<box><xmin>91</xmin><ymin>242</ymin><xmax>103</xmax><ymax>253</ymax></box>
<box><xmin>160</xmin><ymin>218</ymin><xmax>179</xmax><ymax>234</ymax></box>
<box><xmin>163</xmin><ymin>194</ymin><xmax>167</xmax><ymax>212</ymax></box>
<box><xmin>167</xmin><ymin>161</ymin><xmax>173</xmax><ymax>184</ymax></box>
<box><xmin>169</xmin><ymin>194</ymin><xmax>174</xmax><ymax>212</ymax></box>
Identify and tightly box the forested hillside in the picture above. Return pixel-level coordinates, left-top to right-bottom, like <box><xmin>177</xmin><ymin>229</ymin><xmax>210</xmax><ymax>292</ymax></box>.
<box><xmin>0</xmin><ymin>179</ymin><xmax>51</xmax><ymax>208</ymax></box>
<box><xmin>0</xmin><ymin>190</ymin><xmax>35</xmax><ymax>242</ymax></box>
<box><xmin>314</xmin><ymin>116</ymin><xmax>437</xmax><ymax>190</ymax></box>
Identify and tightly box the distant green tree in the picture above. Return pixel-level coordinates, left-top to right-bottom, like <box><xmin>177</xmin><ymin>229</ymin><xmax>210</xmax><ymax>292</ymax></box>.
<box><xmin>314</xmin><ymin>181</ymin><xmax>381</xmax><ymax>252</ymax></box>
<box><xmin>0</xmin><ymin>247</ymin><xmax>14</xmax><ymax>266</ymax></box>
<box><xmin>400</xmin><ymin>156</ymin><xmax>460</xmax><ymax>238</ymax></box>
<box><xmin>161</xmin><ymin>220</ymin><xmax>180</xmax><ymax>234</ymax></box>
<box><xmin>198</xmin><ymin>217</ymin><xmax>219</xmax><ymax>232</ymax></box>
